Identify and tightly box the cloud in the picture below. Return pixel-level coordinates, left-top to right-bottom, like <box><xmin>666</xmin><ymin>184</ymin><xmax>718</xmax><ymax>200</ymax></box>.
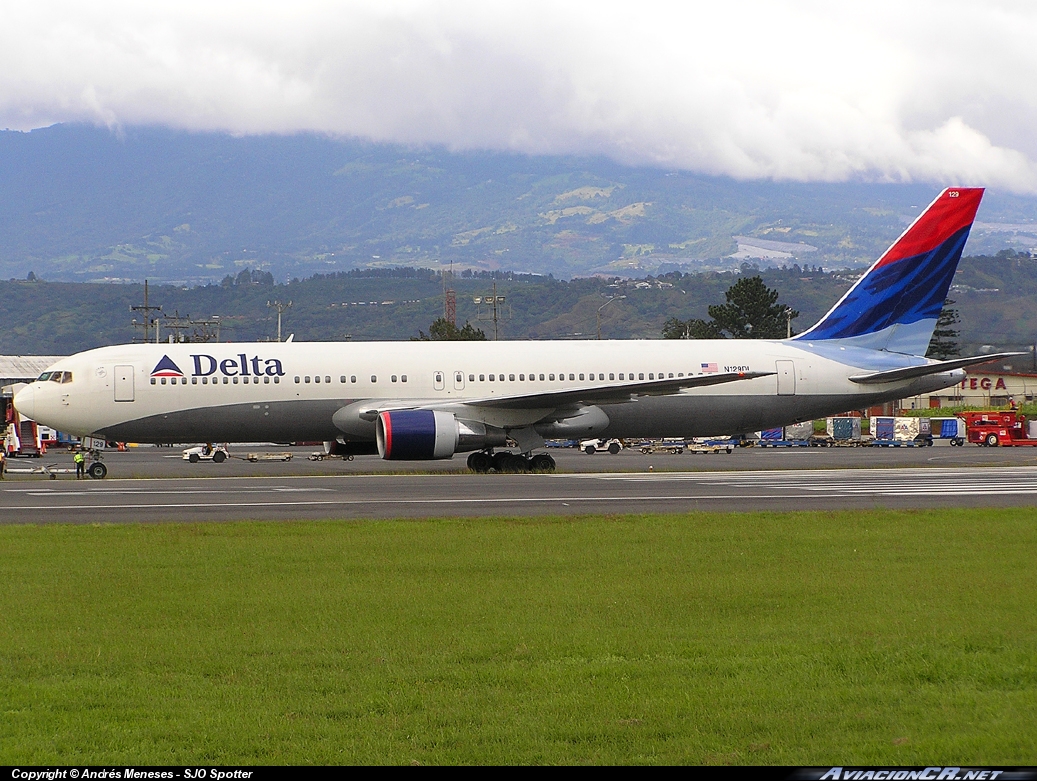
<box><xmin>4</xmin><ymin>0</ymin><xmax>1037</xmax><ymax>191</ymax></box>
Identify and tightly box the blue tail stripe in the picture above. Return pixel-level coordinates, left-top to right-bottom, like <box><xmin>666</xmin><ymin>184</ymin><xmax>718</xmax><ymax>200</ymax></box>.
<box><xmin>802</xmin><ymin>226</ymin><xmax>968</xmax><ymax>342</ymax></box>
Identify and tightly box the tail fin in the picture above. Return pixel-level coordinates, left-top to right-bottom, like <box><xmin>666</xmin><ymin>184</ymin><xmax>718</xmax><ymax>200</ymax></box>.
<box><xmin>793</xmin><ymin>187</ymin><xmax>983</xmax><ymax>355</ymax></box>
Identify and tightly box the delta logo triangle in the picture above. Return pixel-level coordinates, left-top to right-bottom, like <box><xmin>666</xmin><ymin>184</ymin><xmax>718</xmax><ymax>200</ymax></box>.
<box><xmin>151</xmin><ymin>355</ymin><xmax>185</xmax><ymax>378</ymax></box>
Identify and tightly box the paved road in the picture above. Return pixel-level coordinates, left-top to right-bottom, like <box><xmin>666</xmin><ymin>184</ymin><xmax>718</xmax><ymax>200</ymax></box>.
<box><xmin>5</xmin><ymin>465</ymin><xmax>1037</xmax><ymax>523</ymax></box>
<box><xmin>7</xmin><ymin>440</ymin><xmax>1037</xmax><ymax>479</ymax></box>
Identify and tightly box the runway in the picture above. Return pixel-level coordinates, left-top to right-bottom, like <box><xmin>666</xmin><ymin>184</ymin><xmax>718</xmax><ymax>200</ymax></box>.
<box><xmin>5</xmin><ymin>465</ymin><xmax>1037</xmax><ymax>523</ymax></box>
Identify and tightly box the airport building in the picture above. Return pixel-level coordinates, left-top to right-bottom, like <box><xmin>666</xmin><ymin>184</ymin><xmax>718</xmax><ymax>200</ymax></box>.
<box><xmin>0</xmin><ymin>355</ymin><xmax>64</xmax><ymax>388</ymax></box>
<box><xmin>903</xmin><ymin>356</ymin><xmax>1037</xmax><ymax>409</ymax></box>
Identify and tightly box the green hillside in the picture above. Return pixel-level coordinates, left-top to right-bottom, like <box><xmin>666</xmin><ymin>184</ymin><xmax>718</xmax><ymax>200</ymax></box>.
<box><xmin>1</xmin><ymin>253</ymin><xmax>1034</xmax><ymax>356</ymax></box>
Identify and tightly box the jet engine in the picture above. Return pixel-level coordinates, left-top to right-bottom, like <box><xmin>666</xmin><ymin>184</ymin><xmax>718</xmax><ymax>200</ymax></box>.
<box><xmin>376</xmin><ymin>410</ymin><xmax>507</xmax><ymax>460</ymax></box>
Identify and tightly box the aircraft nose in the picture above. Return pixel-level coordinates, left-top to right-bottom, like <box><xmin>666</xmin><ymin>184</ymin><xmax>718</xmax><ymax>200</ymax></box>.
<box><xmin>14</xmin><ymin>384</ymin><xmax>35</xmax><ymax>419</ymax></box>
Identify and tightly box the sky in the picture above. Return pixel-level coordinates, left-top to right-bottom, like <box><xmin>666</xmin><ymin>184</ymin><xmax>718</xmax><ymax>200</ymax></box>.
<box><xmin>4</xmin><ymin>1</ymin><xmax>1037</xmax><ymax>192</ymax></box>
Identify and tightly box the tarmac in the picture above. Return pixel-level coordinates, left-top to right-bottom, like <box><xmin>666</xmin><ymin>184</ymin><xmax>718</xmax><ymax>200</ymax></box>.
<box><xmin>3</xmin><ymin>442</ymin><xmax>1037</xmax><ymax>523</ymax></box>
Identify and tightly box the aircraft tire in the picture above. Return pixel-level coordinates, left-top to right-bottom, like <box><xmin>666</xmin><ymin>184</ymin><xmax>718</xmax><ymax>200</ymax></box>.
<box><xmin>88</xmin><ymin>462</ymin><xmax>107</xmax><ymax>480</ymax></box>
<box><xmin>530</xmin><ymin>454</ymin><xmax>555</xmax><ymax>472</ymax></box>
<box><xmin>468</xmin><ymin>452</ymin><xmax>493</xmax><ymax>473</ymax></box>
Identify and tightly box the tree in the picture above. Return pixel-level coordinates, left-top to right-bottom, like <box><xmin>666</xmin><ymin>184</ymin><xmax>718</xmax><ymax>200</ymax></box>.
<box><xmin>661</xmin><ymin>317</ymin><xmax>722</xmax><ymax>339</ymax></box>
<box><xmin>926</xmin><ymin>299</ymin><xmax>960</xmax><ymax>359</ymax></box>
<box><xmin>662</xmin><ymin>276</ymin><xmax>798</xmax><ymax>339</ymax></box>
<box><xmin>415</xmin><ymin>318</ymin><xmax>487</xmax><ymax>341</ymax></box>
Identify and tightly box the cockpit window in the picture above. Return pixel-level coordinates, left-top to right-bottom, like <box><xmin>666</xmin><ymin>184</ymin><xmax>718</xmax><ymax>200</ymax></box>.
<box><xmin>39</xmin><ymin>371</ymin><xmax>72</xmax><ymax>383</ymax></box>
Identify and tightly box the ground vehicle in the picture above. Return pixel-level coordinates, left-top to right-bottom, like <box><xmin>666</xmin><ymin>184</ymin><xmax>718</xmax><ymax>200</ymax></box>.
<box><xmin>639</xmin><ymin>438</ymin><xmax>685</xmax><ymax>454</ymax></box>
<box><xmin>962</xmin><ymin>411</ymin><xmax>1037</xmax><ymax>447</ymax></box>
<box><xmin>581</xmin><ymin>438</ymin><xmax>623</xmax><ymax>454</ymax></box>
<box><xmin>182</xmin><ymin>444</ymin><xmax>230</xmax><ymax>463</ymax></box>
<box><xmin>687</xmin><ymin>438</ymin><xmax>734</xmax><ymax>454</ymax></box>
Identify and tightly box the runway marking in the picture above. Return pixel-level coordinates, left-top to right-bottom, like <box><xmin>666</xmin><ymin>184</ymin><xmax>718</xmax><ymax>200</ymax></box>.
<box><xmin>7</xmin><ymin>487</ymin><xmax>333</xmax><ymax>497</ymax></box>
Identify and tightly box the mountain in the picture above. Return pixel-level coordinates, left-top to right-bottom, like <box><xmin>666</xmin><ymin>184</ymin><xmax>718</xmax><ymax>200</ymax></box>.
<box><xmin>2</xmin><ymin>124</ymin><xmax>1037</xmax><ymax>284</ymax></box>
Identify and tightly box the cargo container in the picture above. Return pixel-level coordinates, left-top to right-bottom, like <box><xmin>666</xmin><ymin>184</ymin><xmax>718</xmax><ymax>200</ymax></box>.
<box><xmin>930</xmin><ymin>417</ymin><xmax>966</xmax><ymax>446</ymax></box>
<box><xmin>826</xmin><ymin>417</ymin><xmax>862</xmax><ymax>441</ymax></box>
<box><xmin>785</xmin><ymin>421</ymin><xmax>815</xmax><ymax>441</ymax></box>
<box><xmin>869</xmin><ymin>416</ymin><xmax>933</xmax><ymax>446</ymax></box>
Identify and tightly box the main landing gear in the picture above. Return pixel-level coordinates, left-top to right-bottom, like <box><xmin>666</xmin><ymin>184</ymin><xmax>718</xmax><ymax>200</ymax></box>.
<box><xmin>466</xmin><ymin>450</ymin><xmax>556</xmax><ymax>473</ymax></box>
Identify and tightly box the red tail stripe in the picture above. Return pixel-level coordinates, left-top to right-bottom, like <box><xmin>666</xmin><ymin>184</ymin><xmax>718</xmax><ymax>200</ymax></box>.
<box><xmin>875</xmin><ymin>187</ymin><xmax>983</xmax><ymax>268</ymax></box>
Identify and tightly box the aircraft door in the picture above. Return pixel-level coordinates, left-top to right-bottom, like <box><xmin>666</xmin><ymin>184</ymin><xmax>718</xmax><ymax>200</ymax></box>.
<box><xmin>433</xmin><ymin>371</ymin><xmax>445</xmax><ymax>391</ymax></box>
<box><xmin>453</xmin><ymin>370</ymin><xmax>465</xmax><ymax>390</ymax></box>
<box><xmin>114</xmin><ymin>365</ymin><xmax>135</xmax><ymax>402</ymax></box>
<box><xmin>776</xmin><ymin>360</ymin><xmax>795</xmax><ymax>396</ymax></box>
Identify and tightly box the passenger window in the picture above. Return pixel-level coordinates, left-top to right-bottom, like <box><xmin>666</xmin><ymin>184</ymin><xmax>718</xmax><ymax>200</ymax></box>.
<box><xmin>519</xmin><ymin>374</ymin><xmax>525</xmax><ymax>381</ymax></box>
<box><xmin>161</xmin><ymin>378</ymin><xmax>167</xmax><ymax>385</ymax></box>
<box><xmin>509</xmin><ymin>374</ymin><xmax>515</xmax><ymax>381</ymax></box>
<box><xmin>295</xmin><ymin>376</ymin><xmax>301</xmax><ymax>383</ymax></box>
<box><xmin>305</xmin><ymin>376</ymin><xmax>311</xmax><ymax>383</ymax></box>
<box><xmin>639</xmin><ymin>373</ymin><xmax>644</xmax><ymax>380</ymax></box>
<box><xmin>678</xmin><ymin>372</ymin><xmax>683</xmax><ymax>377</ymax></box>
<box><xmin>371</xmin><ymin>375</ymin><xmax>377</xmax><ymax>383</ymax></box>
<box><xmin>151</xmin><ymin>378</ymin><xmax>156</xmax><ymax>385</ymax></box>
<box><xmin>668</xmin><ymin>373</ymin><xmax>674</xmax><ymax>378</ymax></box>
<box><xmin>539</xmin><ymin>374</ymin><xmax>545</xmax><ymax>381</ymax></box>
<box><xmin>568</xmin><ymin>373</ymin><xmax>575</xmax><ymax>381</ymax></box>
<box><xmin>274</xmin><ymin>377</ymin><xmax>280</xmax><ymax>384</ymax></box>
<box><xmin>340</xmin><ymin>375</ymin><xmax>346</xmax><ymax>383</ymax></box>
<box><xmin>391</xmin><ymin>375</ymin><xmax>397</xmax><ymax>383</ymax></box>
<box><xmin>489</xmin><ymin>374</ymin><xmax>495</xmax><ymax>381</ymax></box>
<box><xmin>479</xmin><ymin>374</ymin><xmax>485</xmax><ymax>381</ymax></box>
<box><xmin>351</xmin><ymin>376</ymin><xmax>357</xmax><ymax>383</ymax></box>
<box><xmin>223</xmin><ymin>377</ymin><xmax>229</xmax><ymax>384</ymax></box>
<box><xmin>649</xmin><ymin>373</ymin><xmax>654</xmax><ymax>380</ymax></box>
<box><xmin>182</xmin><ymin>377</ymin><xmax>187</xmax><ymax>384</ymax></box>
<box><xmin>315</xmin><ymin>376</ymin><xmax>321</xmax><ymax>383</ymax></box>
<box><xmin>549</xmin><ymin>374</ymin><xmax>555</xmax><ymax>381</ymax></box>
<box><xmin>264</xmin><ymin>376</ymin><xmax>270</xmax><ymax>384</ymax></box>
<box><xmin>402</xmin><ymin>375</ymin><xmax>407</xmax><ymax>382</ymax></box>
<box><xmin>202</xmin><ymin>377</ymin><xmax>208</xmax><ymax>384</ymax></box>
<box><xmin>233</xmin><ymin>377</ymin><xmax>239</xmax><ymax>384</ymax></box>
<box><xmin>191</xmin><ymin>377</ymin><xmax>198</xmax><ymax>385</ymax></box>
<box><xmin>469</xmin><ymin>374</ymin><xmax>475</xmax><ymax>382</ymax></box>
<box><xmin>579</xmin><ymin>374</ymin><xmax>585</xmax><ymax>380</ymax></box>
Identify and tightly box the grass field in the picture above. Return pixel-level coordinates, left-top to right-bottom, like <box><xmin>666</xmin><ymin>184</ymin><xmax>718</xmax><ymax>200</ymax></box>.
<box><xmin>2</xmin><ymin>509</ymin><xmax>1036</xmax><ymax>765</ymax></box>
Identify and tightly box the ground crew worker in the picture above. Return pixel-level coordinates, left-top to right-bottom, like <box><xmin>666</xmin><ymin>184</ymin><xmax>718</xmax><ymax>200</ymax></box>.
<box><xmin>0</xmin><ymin>448</ymin><xmax>6</xmax><ymax>479</ymax></box>
<box><xmin>74</xmin><ymin>449</ymin><xmax>86</xmax><ymax>479</ymax></box>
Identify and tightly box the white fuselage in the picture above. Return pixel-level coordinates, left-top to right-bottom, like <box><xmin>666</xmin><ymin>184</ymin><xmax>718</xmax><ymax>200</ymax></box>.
<box><xmin>15</xmin><ymin>338</ymin><xmax>961</xmax><ymax>450</ymax></box>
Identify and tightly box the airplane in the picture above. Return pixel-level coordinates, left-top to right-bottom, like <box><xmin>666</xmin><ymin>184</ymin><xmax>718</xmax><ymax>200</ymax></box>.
<box><xmin>15</xmin><ymin>187</ymin><xmax>1017</xmax><ymax>475</ymax></box>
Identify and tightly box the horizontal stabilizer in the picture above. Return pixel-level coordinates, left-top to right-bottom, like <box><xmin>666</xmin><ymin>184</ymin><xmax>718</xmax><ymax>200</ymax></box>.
<box><xmin>848</xmin><ymin>353</ymin><xmax>1025</xmax><ymax>385</ymax></box>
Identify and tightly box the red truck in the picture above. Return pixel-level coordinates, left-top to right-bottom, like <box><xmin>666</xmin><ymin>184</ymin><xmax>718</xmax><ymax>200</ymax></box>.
<box><xmin>962</xmin><ymin>411</ymin><xmax>1037</xmax><ymax>447</ymax></box>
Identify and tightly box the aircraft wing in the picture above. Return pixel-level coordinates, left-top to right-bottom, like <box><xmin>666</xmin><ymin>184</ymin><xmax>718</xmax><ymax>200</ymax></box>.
<box><xmin>464</xmin><ymin>370</ymin><xmax>774</xmax><ymax>409</ymax></box>
<box><xmin>848</xmin><ymin>352</ymin><xmax>1025</xmax><ymax>385</ymax></box>
<box><xmin>345</xmin><ymin>370</ymin><xmax>773</xmax><ymax>419</ymax></box>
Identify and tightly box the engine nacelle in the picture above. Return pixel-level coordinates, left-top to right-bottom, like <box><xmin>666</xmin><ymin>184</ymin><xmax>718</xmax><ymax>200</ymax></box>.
<box><xmin>376</xmin><ymin>410</ymin><xmax>507</xmax><ymax>460</ymax></box>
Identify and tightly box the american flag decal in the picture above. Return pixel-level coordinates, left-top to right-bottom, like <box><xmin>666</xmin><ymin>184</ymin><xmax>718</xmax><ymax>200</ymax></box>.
<box><xmin>701</xmin><ymin>362</ymin><xmax>718</xmax><ymax>373</ymax></box>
